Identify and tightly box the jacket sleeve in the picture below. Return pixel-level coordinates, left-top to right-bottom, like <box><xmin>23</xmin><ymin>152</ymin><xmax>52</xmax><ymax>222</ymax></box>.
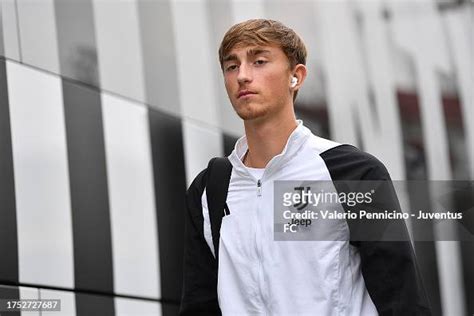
<box><xmin>353</xmin><ymin>164</ymin><xmax>432</xmax><ymax>316</ymax></box>
<box><xmin>179</xmin><ymin>169</ymin><xmax>222</xmax><ymax>316</ymax></box>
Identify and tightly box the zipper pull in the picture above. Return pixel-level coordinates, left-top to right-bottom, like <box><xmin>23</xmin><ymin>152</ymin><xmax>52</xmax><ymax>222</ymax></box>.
<box><xmin>257</xmin><ymin>179</ymin><xmax>262</xmax><ymax>196</ymax></box>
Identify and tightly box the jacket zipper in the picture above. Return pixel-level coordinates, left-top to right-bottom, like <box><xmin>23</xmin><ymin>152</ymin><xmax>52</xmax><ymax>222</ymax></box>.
<box><xmin>255</xmin><ymin>178</ymin><xmax>268</xmax><ymax>314</ymax></box>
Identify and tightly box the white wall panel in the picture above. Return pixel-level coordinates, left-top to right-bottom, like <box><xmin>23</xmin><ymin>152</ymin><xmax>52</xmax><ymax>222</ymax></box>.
<box><xmin>16</xmin><ymin>0</ymin><xmax>59</xmax><ymax>73</ymax></box>
<box><xmin>1</xmin><ymin>0</ymin><xmax>21</xmax><ymax>60</ymax></box>
<box><xmin>115</xmin><ymin>297</ymin><xmax>162</xmax><ymax>316</ymax></box>
<box><xmin>40</xmin><ymin>289</ymin><xmax>76</xmax><ymax>316</ymax></box>
<box><xmin>0</xmin><ymin>0</ymin><xmax>5</xmax><ymax>55</ymax></box>
<box><xmin>101</xmin><ymin>93</ymin><xmax>160</xmax><ymax>299</ymax></box>
<box><xmin>171</xmin><ymin>0</ymin><xmax>219</xmax><ymax>126</ymax></box>
<box><xmin>230</xmin><ymin>0</ymin><xmax>265</xmax><ymax>23</ymax></box>
<box><xmin>7</xmin><ymin>61</ymin><xmax>74</xmax><ymax>289</ymax></box>
<box><xmin>182</xmin><ymin>118</ymin><xmax>223</xmax><ymax>187</ymax></box>
<box><xmin>19</xmin><ymin>286</ymin><xmax>40</xmax><ymax>316</ymax></box>
<box><xmin>93</xmin><ymin>0</ymin><xmax>145</xmax><ymax>103</ymax></box>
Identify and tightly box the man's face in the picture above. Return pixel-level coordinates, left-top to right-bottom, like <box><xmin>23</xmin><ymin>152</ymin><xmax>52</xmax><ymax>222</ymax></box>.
<box><xmin>222</xmin><ymin>44</ymin><xmax>293</xmax><ymax>121</ymax></box>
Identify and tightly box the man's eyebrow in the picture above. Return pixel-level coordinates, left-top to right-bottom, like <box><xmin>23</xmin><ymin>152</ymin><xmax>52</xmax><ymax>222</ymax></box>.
<box><xmin>247</xmin><ymin>48</ymin><xmax>271</xmax><ymax>56</ymax></box>
<box><xmin>223</xmin><ymin>48</ymin><xmax>271</xmax><ymax>63</ymax></box>
<box><xmin>223</xmin><ymin>54</ymin><xmax>238</xmax><ymax>62</ymax></box>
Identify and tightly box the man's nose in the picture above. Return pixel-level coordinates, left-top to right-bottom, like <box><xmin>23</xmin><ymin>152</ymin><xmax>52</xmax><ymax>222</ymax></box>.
<box><xmin>237</xmin><ymin>63</ymin><xmax>252</xmax><ymax>84</ymax></box>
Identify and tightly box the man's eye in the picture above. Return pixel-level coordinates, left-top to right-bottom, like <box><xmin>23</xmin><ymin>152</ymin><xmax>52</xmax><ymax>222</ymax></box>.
<box><xmin>225</xmin><ymin>65</ymin><xmax>238</xmax><ymax>71</ymax></box>
<box><xmin>254</xmin><ymin>60</ymin><xmax>267</xmax><ymax>65</ymax></box>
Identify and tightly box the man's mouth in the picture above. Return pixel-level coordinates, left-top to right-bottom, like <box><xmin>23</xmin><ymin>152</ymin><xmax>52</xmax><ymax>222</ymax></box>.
<box><xmin>237</xmin><ymin>90</ymin><xmax>256</xmax><ymax>99</ymax></box>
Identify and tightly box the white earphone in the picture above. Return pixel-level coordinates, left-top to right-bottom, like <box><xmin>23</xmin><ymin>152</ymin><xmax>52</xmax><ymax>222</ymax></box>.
<box><xmin>291</xmin><ymin>76</ymin><xmax>298</xmax><ymax>88</ymax></box>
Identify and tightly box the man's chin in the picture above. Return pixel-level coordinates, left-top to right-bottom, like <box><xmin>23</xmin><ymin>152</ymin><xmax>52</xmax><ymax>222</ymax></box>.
<box><xmin>232</xmin><ymin>103</ymin><xmax>269</xmax><ymax>121</ymax></box>
<box><xmin>236</xmin><ymin>111</ymin><xmax>268</xmax><ymax>121</ymax></box>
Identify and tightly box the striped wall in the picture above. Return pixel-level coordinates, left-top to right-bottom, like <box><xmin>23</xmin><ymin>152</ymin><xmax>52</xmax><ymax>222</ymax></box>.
<box><xmin>0</xmin><ymin>56</ymin><xmax>234</xmax><ymax>315</ymax></box>
<box><xmin>0</xmin><ymin>0</ymin><xmax>472</xmax><ymax>315</ymax></box>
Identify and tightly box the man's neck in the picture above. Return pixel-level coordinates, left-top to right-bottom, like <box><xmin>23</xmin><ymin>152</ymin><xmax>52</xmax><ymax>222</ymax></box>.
<box><xmin>243</xmin><ymin>110</ymin><xmax>298</xmax><ymax>169</ymax></box>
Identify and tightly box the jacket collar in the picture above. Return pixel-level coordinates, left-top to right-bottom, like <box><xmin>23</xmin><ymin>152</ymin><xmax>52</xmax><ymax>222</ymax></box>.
<box><xmin>228</xmin><ymin>120</ymin><xmax>311</xmax><ymax>180</ymax></box>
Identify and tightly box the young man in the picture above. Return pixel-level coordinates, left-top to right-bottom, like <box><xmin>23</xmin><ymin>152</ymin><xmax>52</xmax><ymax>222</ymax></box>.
<box><xmin>180</xmin><ymin>19</ymin><xmax>430</xmax><ymax>315</ymax></box>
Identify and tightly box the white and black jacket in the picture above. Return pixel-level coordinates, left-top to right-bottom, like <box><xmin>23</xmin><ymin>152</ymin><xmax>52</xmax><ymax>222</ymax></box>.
<box><xmin>180</xmin><ymin>121</ymin><xmax>431</xmax><ymax>315</ymax></box>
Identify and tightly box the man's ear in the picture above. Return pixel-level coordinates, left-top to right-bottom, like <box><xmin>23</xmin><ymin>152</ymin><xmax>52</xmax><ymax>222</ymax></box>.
<box><xmin>291</xmin><ymin>64</ymin><xmax>307</xmax><ymax>90</ymax></box>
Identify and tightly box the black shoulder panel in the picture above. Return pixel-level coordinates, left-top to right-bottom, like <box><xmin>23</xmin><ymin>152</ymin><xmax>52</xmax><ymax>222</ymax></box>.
<box><xmin>206</xmin><ymin>157</ymin><xmax>233</xmax><ymax>262</ymax></box>
<box><xmin>320</xmin><ymin>144</ymin><xmax>390</xmax><ymax>181</ymax></box>
<box><xmin>320</xmin><ymin>144</ymin><xmax>432</xmax><ymax>315</ymax></box>
<box><xmin>180</xmin><ymin>167</ymin><xmax>221</xmax><ymax>315</ymax></box>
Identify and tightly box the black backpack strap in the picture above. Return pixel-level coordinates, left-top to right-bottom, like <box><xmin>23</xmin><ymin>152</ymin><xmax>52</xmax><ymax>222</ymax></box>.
<box><xmin>206</xmin><ymin>157</ymin><xmax>233</xmax><ymax>261</ymax></box>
